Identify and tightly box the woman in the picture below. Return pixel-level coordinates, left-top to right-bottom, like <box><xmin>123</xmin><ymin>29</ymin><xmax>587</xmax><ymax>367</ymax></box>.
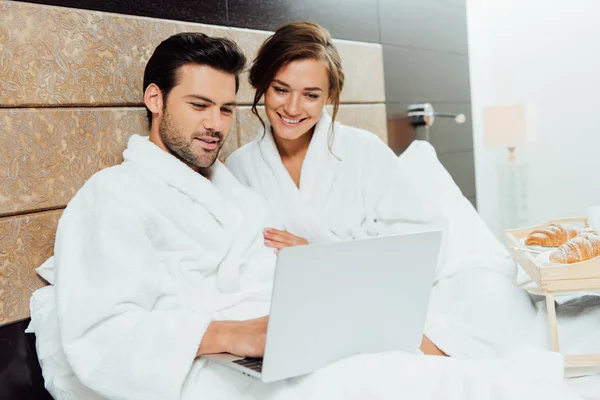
<box><xmin>226</xmin><ymin>22</ymin><xmax>539</xmax><ymax>358</ymax></box>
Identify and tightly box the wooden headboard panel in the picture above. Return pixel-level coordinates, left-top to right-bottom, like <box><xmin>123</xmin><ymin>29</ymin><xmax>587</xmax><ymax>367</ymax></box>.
<box><xmin>0</xmin><ymin>0</ymin><xmax>387</xmax><ymax>326</ymax></box>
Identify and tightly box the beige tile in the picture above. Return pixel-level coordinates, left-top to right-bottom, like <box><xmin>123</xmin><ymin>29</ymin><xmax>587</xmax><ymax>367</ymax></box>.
<box><xmin>329</xmin><ymin>104</ymin><xmax>388</xmax><ymax>144</ymax></box>
<box><xmin>335</xmin><ymin>40</ymin><xmax>386</xmax><ymax>103</ymax></box>
<box><xmin>0</xmin><ymin>1</ymin><xmax>385</xmax><ymax>106</ymax></box>
<box><xmin>0</xmin><ymin>209</ymin><xmax>61</xmax><ymax>326</ymax></box>
<box><xmin>0</xmin><ymin>107</ymin><xmax>241</xmax><ymax>216</ymax></box>
<box><xmin>0</xmin><ymin>0</ymin><xmax>227</xmax><ymax>107</ymax></box>
<box><xmin>237</xmin><ymin>106</ymin><xmax>267</xmax><ymax>147</ymax></box>
<box><xmin>236</xmin><ymin>104</ymin><xmax>387</xmax><ymax>149</ymax></box>
<box><xmin>0</xmin><ymin>108</ymin><xmax>147</xmax><ymax>216</ymax></box>
<box><xmin>223</xmin><ymin>27</ymin><xmax>271</xmax><ymax>106</ymax></box>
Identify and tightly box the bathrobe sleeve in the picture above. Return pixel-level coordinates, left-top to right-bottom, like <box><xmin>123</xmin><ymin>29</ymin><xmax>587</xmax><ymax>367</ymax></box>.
<box><xmin>357</xmin><ymin>132</ymin><xmax>447</xmax><ymax>237</ymax></box>
<box><xmin>361</xmin><ymin>135</ymin><xmax>514</xmax><ymax>278</ymax></box>
<box><xmin>392</xmin><ymin>141</ymin><xmax>516</xmax><ymax>278</ymax></box>
<box><xmin>54</xmin><ymin>174</ymin><xmax>212</xmax><ymax>400</ymax></box>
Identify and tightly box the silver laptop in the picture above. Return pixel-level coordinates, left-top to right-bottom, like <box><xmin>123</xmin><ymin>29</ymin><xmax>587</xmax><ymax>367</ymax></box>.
<box><xmin>204</xmin><ymin>230</ymin><xmax>442</xmax><ymax>382</ymax></box>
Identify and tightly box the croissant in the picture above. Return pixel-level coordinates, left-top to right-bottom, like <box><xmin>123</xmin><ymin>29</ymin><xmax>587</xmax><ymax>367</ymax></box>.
<box><xmin>524</xmin><ymin>224</ymin><xmax>579</xmax><ymax>247</ymax></box>
<box><xmin>549</xmin><ymin>234</ymin><xmax>600</xmax><ymax>264</ymax></box>
<box><xmin>579</xmin><ymin>227</ymin><xmax>599</xmax><ymax>236</ymax></box>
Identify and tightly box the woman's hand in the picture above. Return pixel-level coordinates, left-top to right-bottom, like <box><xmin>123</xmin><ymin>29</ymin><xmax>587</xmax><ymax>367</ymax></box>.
<box><xmin>263</xmin><ymin>228</ymin><xmax>308</xmax><ymax>251</ymax></box>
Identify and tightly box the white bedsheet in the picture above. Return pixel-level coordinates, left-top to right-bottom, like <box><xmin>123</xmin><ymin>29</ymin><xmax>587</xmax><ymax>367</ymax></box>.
<box><xmin>28</xmin><ymin>283</ymin><xmax>583</xmax><ymax>400</ymax></box>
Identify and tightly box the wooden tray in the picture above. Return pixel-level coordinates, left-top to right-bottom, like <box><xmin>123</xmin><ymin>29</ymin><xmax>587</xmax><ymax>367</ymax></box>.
<box><xmin>505</xmin><ymin>217</ymin><xmax>600</xmax><ymax>293</ymax></box>
<box><xmin>505</xmin><ymin>217</ymin><xmax>600</xmax><ymax>368</ymax></box>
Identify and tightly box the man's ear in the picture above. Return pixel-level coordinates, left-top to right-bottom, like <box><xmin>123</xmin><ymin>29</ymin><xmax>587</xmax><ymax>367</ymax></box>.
<box><xmin>144</xmin><ymin>83</ymin><xmax>164</xmax><ymax>117</ymax></box>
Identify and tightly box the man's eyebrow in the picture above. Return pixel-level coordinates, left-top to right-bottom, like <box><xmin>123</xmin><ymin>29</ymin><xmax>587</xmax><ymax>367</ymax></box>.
<box><xmin>184</xmin><ymin>94</ymin><xmax>215</xmax><ymax>105</ymax></box>
<box><xmin>272</xmin><ymin>79</ymin><xmax>322</xmax><ymax>91</ymax></box>
<box><xmin>184</xmin><ymin>94</ymin><xmax>237</xmax><ymax>107</ymax></box>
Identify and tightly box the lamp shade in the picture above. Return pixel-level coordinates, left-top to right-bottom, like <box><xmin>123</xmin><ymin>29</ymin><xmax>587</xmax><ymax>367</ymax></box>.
<box><xmin>483</xmin><ymin>104</ymin><xmax>527</xmax><ymax>149</ymax></box>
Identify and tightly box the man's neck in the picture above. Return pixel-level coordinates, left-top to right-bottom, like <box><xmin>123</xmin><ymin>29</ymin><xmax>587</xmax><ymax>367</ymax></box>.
<box><xmin>198</xmin><ymin>167</ymin><xmax>213</xmax><ymax>179</ymax></box>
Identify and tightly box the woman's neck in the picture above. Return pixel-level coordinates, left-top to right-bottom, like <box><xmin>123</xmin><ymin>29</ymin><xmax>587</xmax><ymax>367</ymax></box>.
<box><xmin>271</xmin><ymin>126</ymin><xmax>315</xmax><ymax>188</ymax></box>
<box><xmin>272</xmin><ymin>126</ymin><xmax>315</xmax><ymax>162</ymax></box>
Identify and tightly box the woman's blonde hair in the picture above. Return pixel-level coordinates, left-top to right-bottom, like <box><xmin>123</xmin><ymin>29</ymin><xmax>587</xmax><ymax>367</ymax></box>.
<box><xmin>249</xmin><ymin>22</ymin><xmax>345</xmax><ymax>134</ymax></box>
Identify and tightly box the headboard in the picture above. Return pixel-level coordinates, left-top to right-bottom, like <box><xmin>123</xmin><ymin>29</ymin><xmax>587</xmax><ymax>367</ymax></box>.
<box><xmin>0</xmin><ymin>0</ymin><xmax>387</xmax><ymax>326</ymax></box>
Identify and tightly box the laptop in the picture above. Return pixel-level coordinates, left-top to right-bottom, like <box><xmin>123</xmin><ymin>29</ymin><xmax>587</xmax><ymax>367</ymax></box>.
<box><xmin>203</xmin><ymin>230</ymin><xmax>442</xmax><ymax>382</ymax></box>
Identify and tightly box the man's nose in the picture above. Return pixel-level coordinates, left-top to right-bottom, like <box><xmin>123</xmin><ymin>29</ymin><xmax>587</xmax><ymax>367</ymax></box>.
<box><xmin>203</xmin><ymin>108</ymin><xmax>223</xmax><ymax>131</ymax></box>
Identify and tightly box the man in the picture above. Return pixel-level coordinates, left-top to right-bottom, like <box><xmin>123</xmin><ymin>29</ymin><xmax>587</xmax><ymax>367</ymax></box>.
<box><xmin>28</xmin><ymin>33</ymin><xmax>580</xmax><ymax>400</ymax></box>
<box><xmin>30</xmin><ymin>32</ymin><xmax>275</xmax><ymax>399</ymax></box>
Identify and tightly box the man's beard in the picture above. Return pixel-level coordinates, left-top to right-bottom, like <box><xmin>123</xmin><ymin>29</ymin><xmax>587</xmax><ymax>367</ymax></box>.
<box><xmin>158</xmin><ymin>108</ymin><xmax>224</xmax><ymax>169</ymax></box>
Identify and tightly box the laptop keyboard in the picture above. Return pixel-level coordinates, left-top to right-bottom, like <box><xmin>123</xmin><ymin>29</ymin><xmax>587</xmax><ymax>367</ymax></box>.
<box><xmin>233</xmin><ymin>357</ymin><xmax>263</xmax><ymax>373</ymax></box>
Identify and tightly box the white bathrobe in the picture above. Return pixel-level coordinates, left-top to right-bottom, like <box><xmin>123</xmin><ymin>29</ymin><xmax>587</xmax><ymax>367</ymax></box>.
<box><xmin>28</xmin><ymin>134</ymin><xmax>583</xmax><ymax>400</ymax></box>
<box><xmin>29</xmin><ymin>134</ymin><xmax>279</xmax><ymax>399</ymax></box>
<box><xmin>226</xmin><ymin>112</ymin><xmax>539</xmax><ymax>359</ymax></box>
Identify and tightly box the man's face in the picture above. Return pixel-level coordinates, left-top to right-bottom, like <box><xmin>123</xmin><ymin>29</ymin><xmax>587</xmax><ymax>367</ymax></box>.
<box><xmin>156</xmin><ymin>64</ymin><xmax>237</xmax><ymax>170</ymax></box>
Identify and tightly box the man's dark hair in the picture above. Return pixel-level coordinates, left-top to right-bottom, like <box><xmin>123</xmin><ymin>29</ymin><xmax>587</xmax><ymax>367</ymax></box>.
<box><xmin>143</xmin><ymin>32</ymin><xmax>247</xmax><ymax>127</ymax></box>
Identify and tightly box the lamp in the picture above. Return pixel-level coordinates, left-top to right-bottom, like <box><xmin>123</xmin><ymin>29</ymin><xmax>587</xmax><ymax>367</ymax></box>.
<box><xmin>483</xmin><ymin>104</ymin><xmax>527</xmax><ymax>158</ymax></box>
<box><xmin>482</xmin><ymin>104</ymin><xmax>529</xmax><ymax>230</ymax></box>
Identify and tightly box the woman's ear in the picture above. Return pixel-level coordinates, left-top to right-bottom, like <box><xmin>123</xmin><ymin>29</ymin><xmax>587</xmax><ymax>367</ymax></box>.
<box><xmin>144</xmin><ymin>83</ymin><xmax>164</xmax><ymax>117</ymax></box>
<box><xmin>326</xmin><ymin>96</ymin><xmax>333</xmax><ymax>105</ymax></box>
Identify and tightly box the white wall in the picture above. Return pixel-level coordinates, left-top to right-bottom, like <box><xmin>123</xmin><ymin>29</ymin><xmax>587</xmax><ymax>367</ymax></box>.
<box><xmin>467</xmin><ymin>0</ymin><xmax>600</xmax><ymax>237</ymax></box>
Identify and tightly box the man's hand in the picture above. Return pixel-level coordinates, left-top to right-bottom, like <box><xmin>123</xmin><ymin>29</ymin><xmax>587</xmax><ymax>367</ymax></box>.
<box><xmin>197</xmin><ymin>316</ymin><xmax>269</xmax><ymax>358</ymax></box>
<box><xmin>263</xmin><ymin>228</ymin><xmax>308</xmax><ymax>252</ymax></box>
<box><xmin>225</xmin><ymin>316</ymin><xmax>269</xmax><ymax>358</ymax></box>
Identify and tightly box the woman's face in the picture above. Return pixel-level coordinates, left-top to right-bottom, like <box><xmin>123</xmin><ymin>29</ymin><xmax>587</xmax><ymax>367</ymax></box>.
<box><xmin>264</xmin><ymin>59</ymin><xmax>330</xmax><ymax>141</ymax></box>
